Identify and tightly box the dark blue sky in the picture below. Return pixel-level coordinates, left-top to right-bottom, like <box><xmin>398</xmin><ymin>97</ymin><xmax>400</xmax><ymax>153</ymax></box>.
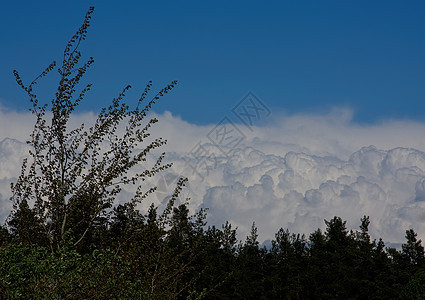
<box><xmin>1</xmin><ymin>1</ymin><xmax>424</xmax><ymax>125</ymax></box>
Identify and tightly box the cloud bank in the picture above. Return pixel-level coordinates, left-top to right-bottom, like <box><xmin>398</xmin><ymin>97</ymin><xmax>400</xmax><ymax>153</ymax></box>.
<box><xmin>1</xmin><ymin>106</ymin><xmax>425</xmax><ymax>245</ymax></box>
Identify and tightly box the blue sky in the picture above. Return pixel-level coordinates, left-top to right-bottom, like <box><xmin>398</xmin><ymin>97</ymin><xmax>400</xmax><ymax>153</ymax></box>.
<box><xmin>1</xmin><ymin>1</ymin><xmax>424</xmax><ymax>125</ymax></box>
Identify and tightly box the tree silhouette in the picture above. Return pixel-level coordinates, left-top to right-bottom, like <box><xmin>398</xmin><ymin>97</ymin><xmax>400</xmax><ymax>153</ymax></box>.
<box><xmin>8</xmin><ymin>6</ymin><xmax>179</xmax><ymax>252</ymax></box>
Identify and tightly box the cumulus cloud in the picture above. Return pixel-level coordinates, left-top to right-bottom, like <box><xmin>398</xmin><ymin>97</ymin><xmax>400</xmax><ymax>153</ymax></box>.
<box><xmin>1</xmin><ymin>106</ymin><xmax>425</xmax><ymax>245</ymax></box>
<box><xmin>174</xmin><ymin>145</ymin><xmax>425</xmax><ymax>244</ymax></box>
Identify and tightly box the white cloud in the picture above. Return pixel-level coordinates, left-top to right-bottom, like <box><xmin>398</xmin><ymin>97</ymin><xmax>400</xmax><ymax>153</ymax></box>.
<box><xmin>1</xmin><ymin>107</ymin><xmax>425</xmax><ymax>245</ymax></box>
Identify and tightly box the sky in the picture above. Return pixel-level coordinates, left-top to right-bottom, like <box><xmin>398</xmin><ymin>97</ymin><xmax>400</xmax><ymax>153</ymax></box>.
<box><xmin>1</xmin><ymin>1</ymin><xmax>425</xmax><ymax>244</ymax></box>
<box><xmin>1</xmin><ymin>1</ymin><xmax>425</xmax><ymax>124</ymax></box>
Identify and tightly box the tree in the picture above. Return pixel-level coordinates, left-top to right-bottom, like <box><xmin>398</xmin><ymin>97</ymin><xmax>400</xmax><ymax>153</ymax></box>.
<box><xmin>8</xmin><ymin>6</ymin><xmax>179</xmax><ymax>252</ymax></box>
<box><xmin>193</xmin><ymin>221</ymin><xmax>238</xmax><ymax>298</ymax></box>
<box><xmin>401</xmin><ymin>270</ymin><xmax>425</xmax><ymax>299</ymax></box>
<box><xmin>306</xmin><ymin>217</ymin><xmax>360</xmax><ymax>298</ymax></box>
<box><xmin>402</xmin><ymin>228</ymin><xmax>425</xmax><ymax>267</ymax></box>
<box><xmin>7</xmin><ymin>199</ymin><xmax>48</xmax><ymax>247</ymax></box>
<box><xmin>324</xmin><ymin>216</ymin><xmax>349</xmax><ymax>252</ymax></box>
<box><xmin>232</xmin><ymin>222</ymin><xmax>267</xmax><ymax>298</ymax></box>
<box><xmin>269</xmin><ymin>228</ymin><xmax>307</xmax><ymax>299</ymax></box>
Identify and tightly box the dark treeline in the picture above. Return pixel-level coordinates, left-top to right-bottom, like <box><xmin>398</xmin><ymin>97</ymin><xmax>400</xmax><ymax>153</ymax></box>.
<box><xmin>0</xmin><ymin>205</ymin><xmax>425</xmax><ymax>299</ymax></box>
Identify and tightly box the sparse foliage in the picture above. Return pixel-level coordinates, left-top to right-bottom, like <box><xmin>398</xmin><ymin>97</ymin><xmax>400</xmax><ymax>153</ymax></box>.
<box><xmin>9</xmin><ymin>6</ymin><xmax>177</xmax><ymax>251</ymax></box>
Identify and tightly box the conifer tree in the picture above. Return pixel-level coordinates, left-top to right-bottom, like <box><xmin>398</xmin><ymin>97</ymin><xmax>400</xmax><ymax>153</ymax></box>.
<box><xmin>403</xmin><ymin>228</ymin><xmax>425</xmax><ymax>267</ymax></box>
